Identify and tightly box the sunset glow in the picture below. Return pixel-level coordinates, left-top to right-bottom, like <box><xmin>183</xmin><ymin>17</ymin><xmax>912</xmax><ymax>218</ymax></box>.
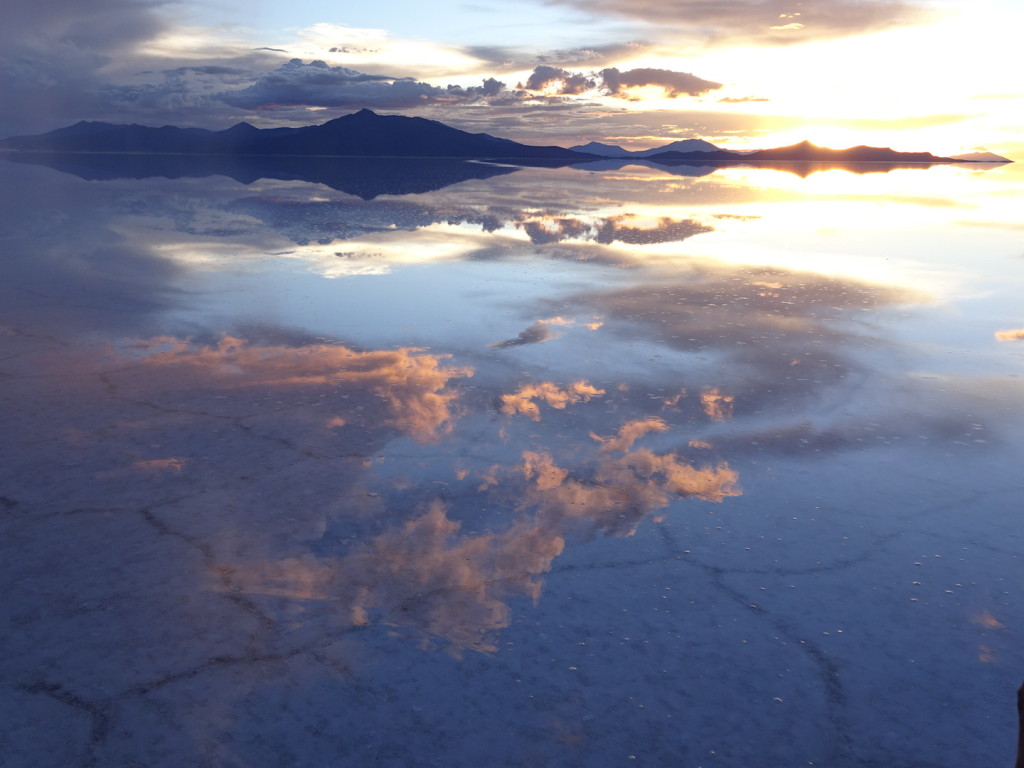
<box><xmin>2</xmin><ymin>0</ymin><xmax>1020</xmax><ymax>156</ymax></box>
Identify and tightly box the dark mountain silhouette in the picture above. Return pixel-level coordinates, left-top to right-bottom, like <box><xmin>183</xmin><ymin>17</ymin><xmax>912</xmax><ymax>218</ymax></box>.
<box><xmin>570</xmin><ymin>138</ymin><xmax>721</xmax><ymax>158</ymax></box>
<box><xmin>645</xmin><ymin>149</ymin><xmax>747</xmax><ymax>164</ymax></box>
<box><xmin>2</xmin><ymin>152</ymin><xmax>521</xmax><ymax>200</ymax></box>
<box><xmin>0</xmin><ymin>109</ymin><xmax>595</xmax><ymax>161</ymax></box>
<box><xmin>743</xmin><ymin>140</ymin><xmax>956</xmax><ymax>163</ymax></box>
<box><xmin>949</xmin><ymin>150</ymin><xmax>1012</xmax><ymax>162</ymax></box>
<box><xmin>2</xmin><ymin>112</ymin><xmax>1009</xmax><ymax>174</ymax></box>
<box><xmin>645</xmin><ymin>141</ymin><xmax>959</xmax><ymax>165</ymax></box>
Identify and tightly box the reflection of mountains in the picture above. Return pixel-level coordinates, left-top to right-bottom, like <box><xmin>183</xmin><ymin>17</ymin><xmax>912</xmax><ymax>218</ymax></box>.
<box><xmin>574</xmin><ymin>156</ymin><xmax>953</xmax><ymax>177</ymax></box>
<box><xmin>4</xmin><ymin>148</ymin><xmax>956</xmax><ymax>203</ymax></box>
<box><xmin>3</xmin><ymin>152</ymin><xmax>520</xmax><ymax>200</ymax></box>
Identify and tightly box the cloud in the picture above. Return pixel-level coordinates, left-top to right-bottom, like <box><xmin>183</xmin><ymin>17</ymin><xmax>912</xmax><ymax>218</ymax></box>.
<box><xmin>0</xmin><ymin>0</ymin><xmax>174</xmax><ymax>133</ymax></box>
<box><xmin>489</xmin><ymin>322</ymin><xmax>556</xmax><ymax>349</ymax></box>
<box><xmin>519</xmin><ymin>65</ymin><xmax>598</xmax><ymax>95</ymax></box>
<box><xmin>218</xmin><ymin>58</ymin><xmax>449</xmax><ymax>110</ymax></box>
<box><xmin>467</xmin><ymin>42</ymin><xmax>650</xmax><ymax>71</ymax></box>
<box><xmin>600</xmin><ymin>67</ymin><xmax>723</xmax><ymax>98</ymax></box>
<box><xmin>547</xmin><ymin>0</ymin><xmax>927</xmax><ymax>45</ymax></box>
<box><xmin>590</xmin><ymin>418</ymin><xmax>669</xmax><ymax>452</ymax></box>
<box><xmin>515</xmin><ymin>65</ymin><xmax>722</xmax><ymax>100</ymax></box>
<box><xmin>517</xmin><ymin>215</ymin><xmax>714</xmax><ymax>246</ymax></box>
<box><xmin>560</xmin><ymin>265</ymin><xmax>923</xmax><ymax>418</ymax></box>
<box><xmin>134</xmin><ymin>335</ymin><xmax>474</xmax><ymax>443</ymax></box>
<box><xmin>499</xmin><ymin>380</ymin><xmax>606</xmax><ymax>421</ymax></box>
<box><xmin>995</xmin><ymin>329</ymin><xmax>1024</xmax><ymax>342</ymax></box>
<box><xmin>335</xmin><ymin>501</ymin><xmax>566</xmax><ymax>653</ymax></box>
<box><xmin>700</xmin><ymin>387</ymin><xmax>736</xmax><ymax>422</ymax></box>
<box><xmin>519</xmin><ymin>447</ymin><xmax>740</xmax><ymax>537</ymax></box>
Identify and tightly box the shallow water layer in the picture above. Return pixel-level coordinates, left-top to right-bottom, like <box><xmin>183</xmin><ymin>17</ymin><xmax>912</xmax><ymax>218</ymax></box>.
<box><xmin>1</xmin><ymin>155</ymin><xmax>1023</xmax><ymax>767</ymax></box>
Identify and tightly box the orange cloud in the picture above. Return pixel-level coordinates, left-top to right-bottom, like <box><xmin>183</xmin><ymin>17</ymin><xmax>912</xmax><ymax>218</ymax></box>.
<box><xmin>539</xmin><ymin>316</ymin><xmax>575</xmax><ymax>326</ymax></box>
<box><xmin>499</xmin><ymin>380</ymin><xmax>605</xmax><ymax>421</ymax></box>
<box><xmin>520</xmin><ymin>445</ymin><xmax>740</xmax><ymax>537</ymax></box>
<box><xmin>972</xmin><ymin>609</ymin><xmax>1005</xmax><ymax>629</ymax></box>
<box><xmin>132</xmin><ymin>335</ymin><xmax>473</xmax><ymax>443</ymax></box>
<box><xmin>995</xmin><ymin>329</ymin><xmax>1024</xmax><ymax>342</ymax></box>
<box><xmin>335</xmin><ymin>501</ymin><xmax>565</xmax><ymax>653</ymax></box>
<box><xmin>700</xmin><ymin>387</ymin><xmax>735</xmax><ymax>422</ymax></box>
<box><xmin>591</xmin><ymin>417</ymin><xmax>668</xmax><ymax>452</ymax></box>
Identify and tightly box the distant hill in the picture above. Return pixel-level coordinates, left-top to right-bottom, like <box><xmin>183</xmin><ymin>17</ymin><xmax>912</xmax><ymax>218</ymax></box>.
<box><xmin>570</xmin><ymin>138</ymin><xmax>721</xmax><ymax>158</ymax></box>
<box><xmin>0</xmin><ymin>109</ymin><xmax>595</xmax><ymax>161</ymax></box>
<box><xmin>570</xmin><ymin>138</ymin><xmax>1013</xmax><ymax>168</ymax></box>
<box><xmin>949</xmin><ymin>151</ymin><xmax>1012</xmax><ymax>162</ymax></box>
<box><xmin>643</xmin><ymin>140</ymin><xmax>1017</xmax><ymax>168</ymax></box>
<box><xmin>740</xmin><ymin>140</ymin><xmax>955</xmax><ymax>163</ymax></box>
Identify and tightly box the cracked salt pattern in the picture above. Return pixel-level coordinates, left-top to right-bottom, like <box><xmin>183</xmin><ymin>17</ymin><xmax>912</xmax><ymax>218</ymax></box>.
<box><xmin>1</xmin><ymin>156</ymin><xmax>1023</xmax><ymax>767</ymax></box>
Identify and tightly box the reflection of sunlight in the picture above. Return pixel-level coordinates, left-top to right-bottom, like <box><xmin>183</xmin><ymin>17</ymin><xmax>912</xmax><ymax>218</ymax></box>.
<box><xmin>295</xmin><ymin>234</ymin><xmax>474</xmax><ymax>278</ymax></box>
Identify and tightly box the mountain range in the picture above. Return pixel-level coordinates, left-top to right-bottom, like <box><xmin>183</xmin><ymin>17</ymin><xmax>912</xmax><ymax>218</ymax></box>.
<box><xmin>0</xmin><ymin>109</ymin><xmax>1012</xmax><ymax>165</ymax></box>
<box><xmin>568</xmin><ymin>139</ymin><xmax>721</xmax><ymax>158</ymax></box>
<box><xmin>0</xmin><ymin>109</ymin><xmax>591</xmax><ymax>161</ymax></box>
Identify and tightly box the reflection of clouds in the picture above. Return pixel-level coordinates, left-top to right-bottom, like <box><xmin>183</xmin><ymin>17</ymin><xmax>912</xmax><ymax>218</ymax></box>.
<box><xmin>590</xmin><ymin>417</ymin><xmax>668</xmax><ymax>452</ymax></box>
<box><xmin>489</xmin><ymin>322</ymin><xmax>555</xmax><ymax>349</ymax></box>
<box><xmin>700</xmin><ymin>387</ymin><xmax>735</xmax><ymax>422</ymax></box>
<box><xmin>244</xmin><ymin>423</ymin><xmax>738</xmax><ymax>653</ymax></box>
<box><xmin>135</xmin><ymin>335</ymin><xmax>473</xmax><ymax>443</ymax></box>
<box><xmin>564</xmin><ymin>263</ymin><xmax>920</xmax><ymax>415</ymax></box>
<box><xmin>487</xmin><ymin>315</ymin><xmax>603</xmax><ymax>348</ymax></box>
<box><xmin>499</xmin><ymin>380</ymin><xmax>606</xmax><ymax>421</ymax></box>
<box><xmin>225</xmin><ymin>192</ymin><xmax>717</xmax><ymax>254</ymax></box>
<box><xmin>519</xmin><ymin>444</ymin><xmax>740</xmax><ymax>537</ymax></box>
<box><xmin>518</xmin><ymin>214</ymin><xmax>713</xmax><ymax>246</ymax></box>
<box><xmin>216</xmin><ymin>501</ymin><xmax>567</xmax><ymax>655</ymax></box>
<box><xmin>336</xmin><ymin>501</ymin><xmax>565</xmax><ymax>654</ymax></box>
<box><xmin>995</xmin><ymin>329</ymin><xmax>1024</xmax><ymax>342</ymax></box>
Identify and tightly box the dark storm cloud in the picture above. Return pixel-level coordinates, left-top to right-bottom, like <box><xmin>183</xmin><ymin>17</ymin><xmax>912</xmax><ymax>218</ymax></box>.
<box><xmin>446</xmin><ymin>77</ymin><xmax>507</xmax><ymax>99</ymax></box>
<box><xmin>218</xmin><ymin>59</ymin><xmax>441</xmax><ymax>110</ymax></box>
<box><xmin>547</xmin><ymin>0</ymin><xmax>926</xmax><ymax>44</ymax></box>
<box><xmin>0</xmin><ymin>0</ymin><xmax>173</xmax><ymax>134</ymax></box>
<box><xmin>216</xmin><ymin>59</ymin><xmax>518</xmax><ymax>111</ymax></box>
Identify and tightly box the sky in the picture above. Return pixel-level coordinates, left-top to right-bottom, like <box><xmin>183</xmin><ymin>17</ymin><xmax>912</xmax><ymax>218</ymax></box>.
<box><xmin>2</xmin><ymin>0</ymin><xmax>1022</xmax><ymax>155</ymax></box>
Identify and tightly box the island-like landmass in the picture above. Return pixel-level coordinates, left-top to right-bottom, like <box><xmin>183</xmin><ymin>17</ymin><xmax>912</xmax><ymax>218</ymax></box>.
<box><xmin>0</xmin><ymin>109</ymin><xmax>1012</xmax><ymax>166</ymax></box>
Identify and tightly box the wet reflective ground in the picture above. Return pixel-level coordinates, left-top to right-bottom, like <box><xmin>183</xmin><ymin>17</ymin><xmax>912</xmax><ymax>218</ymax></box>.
<box><xmin>1</xmin><ymin>154</ymin><xmax>1023</xmax><ymax>767</ymax></box>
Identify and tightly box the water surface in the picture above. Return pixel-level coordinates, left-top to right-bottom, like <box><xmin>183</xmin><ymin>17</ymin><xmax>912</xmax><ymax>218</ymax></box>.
<box><xmin>2</xmin><ymin>154</ymin><xmax>1023</xmax><ymax>767</ymax></box>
